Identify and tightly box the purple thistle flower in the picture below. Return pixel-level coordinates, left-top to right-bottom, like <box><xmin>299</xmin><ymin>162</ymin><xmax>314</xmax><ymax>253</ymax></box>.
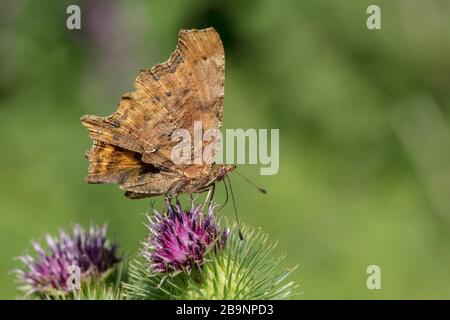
<box><xmin>15</xmin><ymin>224</ymin><xmax>120</xmax><ymax>295</ymax></box>
<box><xmin>143</xmin><ymin>200</ymin><xmax>229</xmax><ymax>273</ymax></box>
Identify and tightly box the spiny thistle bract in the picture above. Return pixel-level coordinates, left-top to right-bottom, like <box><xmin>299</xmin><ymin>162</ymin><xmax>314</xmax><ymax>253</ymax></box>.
<box><xmin>15</xmin><ymin>224</ymin><xmax>121</xmax><ymax>298</ymax></box>
<box><xmin>125</xmin><ymin>201</ymin><xmax>298</xmax><ymax>300</ymax></box>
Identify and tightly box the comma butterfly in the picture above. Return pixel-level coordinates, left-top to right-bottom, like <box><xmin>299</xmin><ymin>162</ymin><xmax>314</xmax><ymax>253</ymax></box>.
<box><xmin>81</xmin><ymin>28</ymin><xmax>235</xmax><ymax>199</ymax></box>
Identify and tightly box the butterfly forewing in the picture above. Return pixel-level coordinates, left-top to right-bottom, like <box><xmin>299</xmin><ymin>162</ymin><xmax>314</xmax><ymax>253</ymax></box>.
<box><xmin>81</xmin><ymin>28</ymin><xmax>229</xmax><ymax>198</ymax></box>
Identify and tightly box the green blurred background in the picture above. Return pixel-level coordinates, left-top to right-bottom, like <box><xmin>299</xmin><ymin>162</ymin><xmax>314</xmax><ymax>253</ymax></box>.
<box><xmin>1</xmin><ymin>0</ymin><xmax>450</xmax><ymax>299</ymax></box>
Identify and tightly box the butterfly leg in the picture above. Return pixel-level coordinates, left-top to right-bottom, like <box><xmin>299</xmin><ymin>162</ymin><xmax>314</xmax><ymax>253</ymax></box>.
<box><xmin>164</xmin><ymin>195</ymin><xmax>174</xmax><ymax>214</ymax></box>
<box><xmin>202</xmin><ymin>183</ymin><xmax>215</xmax><ymax>210</ymax></box>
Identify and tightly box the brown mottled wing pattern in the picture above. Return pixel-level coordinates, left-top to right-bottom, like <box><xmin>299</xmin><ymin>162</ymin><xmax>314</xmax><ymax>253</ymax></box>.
<box><xmin>80</xmin><ymin>27</ymin><xmax>225</xmax><ymax>197</ymax></box>
<box><xmin>85</xmin><ymin>140</ymin><xmax>146</xmax><ymax>184</ymax></box>
<box><xmin>85</xmin><ymin>141</ymin><xmax>181</xmax><ymax>196</ymax></box>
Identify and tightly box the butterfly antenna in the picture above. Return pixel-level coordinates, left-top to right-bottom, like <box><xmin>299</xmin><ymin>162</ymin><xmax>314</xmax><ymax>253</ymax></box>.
<box><xmin>218</xmin><ymin>179</ymin><xmax>229</xmax><ymax>212</ymax></box>
<box><xmin>234</xmin><ymin>170</ymin><xmax>267</xmax><ymax>194</ymax></box>
<box><xmin>226</xmin><ymin>174</ymin><xmax>244</xmax><ymax>241</ymax></box>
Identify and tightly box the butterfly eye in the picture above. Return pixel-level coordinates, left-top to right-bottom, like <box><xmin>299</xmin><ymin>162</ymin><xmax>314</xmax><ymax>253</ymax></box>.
<box><xmin>216</xmin><ymin>167</ymin><xmax>225</xmax><ymax>176</ymax></box>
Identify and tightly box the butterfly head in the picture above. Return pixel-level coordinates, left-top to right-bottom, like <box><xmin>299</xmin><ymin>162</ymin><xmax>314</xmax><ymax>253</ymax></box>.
<box><xmin>211</xmin><ymin>164</ymin><xmax>236</xmax><ymax>182</ymax></box>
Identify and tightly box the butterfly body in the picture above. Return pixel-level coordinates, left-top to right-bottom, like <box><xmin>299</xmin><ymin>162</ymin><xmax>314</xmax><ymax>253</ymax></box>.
<box><xmin>81</xmin><ymin>28</ymin><xmax>235</xmax><ymax>198</ymax></box>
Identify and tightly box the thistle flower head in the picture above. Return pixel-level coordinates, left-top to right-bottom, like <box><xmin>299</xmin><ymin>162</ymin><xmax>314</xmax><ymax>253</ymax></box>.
<box><xmin>143</xmin><ymin>200</ymin><xmax>228</xmax><ymax>273</ymax></box>
<box><xmin>15</xmin><ymin>224</ymin><xmax>120</xmax><ymax>296</ymax></box>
